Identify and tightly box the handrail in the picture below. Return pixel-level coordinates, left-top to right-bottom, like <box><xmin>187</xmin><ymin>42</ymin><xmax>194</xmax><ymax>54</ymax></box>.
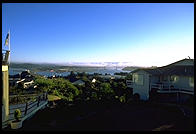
<box><xmin>9</xmin><ymin>100</ymin><xmax>46</xmax><ymax>115</ymax></box>
<box><xmin>3</xmin><ymin>92</ymin><xmax>48</xmax><ymax>128</ymax></box>
<box><xmin>8</xmin><ymin>93</ymin><xmax>48</xmax><ymax>117</ymax></box>
<box><xmin>126</xmin><ymin>80</ymin><xmax>133</xmax><ymax>86</ymax></box>
<box><xmin>9</xmin><ymin>93</ymin><xmax>47</xmax><ymax>105</ymax></box>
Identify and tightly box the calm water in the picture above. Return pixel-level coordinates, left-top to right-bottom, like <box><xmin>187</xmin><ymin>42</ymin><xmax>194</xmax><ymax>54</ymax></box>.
<box><xmin>9</xmin><ymin>68</ymin><xmax>27</xmax><ymax>75</ymax></box>
<box><xmin>9</xmin><ymin>67</ymin><xmax>130</xmax><ymax>77</ymax></box>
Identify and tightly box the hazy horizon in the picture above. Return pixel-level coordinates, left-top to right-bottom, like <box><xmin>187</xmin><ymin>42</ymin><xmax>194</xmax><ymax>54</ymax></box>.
<box><xmin>10</xmin><ymin>61</ymin><xmax>140</xmax><ymax>67</ymax></box>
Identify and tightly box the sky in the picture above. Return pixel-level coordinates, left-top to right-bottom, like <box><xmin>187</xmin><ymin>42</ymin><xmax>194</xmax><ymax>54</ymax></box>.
<box><xmin>2</xmin><ymin>3</ymin><xmax>194</xmax><ymax>67</ymax></box>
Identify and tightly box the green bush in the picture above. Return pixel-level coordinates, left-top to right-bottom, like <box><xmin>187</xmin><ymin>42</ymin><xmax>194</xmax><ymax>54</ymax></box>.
<box><xmin>119</xmin><ymin>95</ymin><xmax>126</xmax><ymax>103</ymax></box>
<box><xmin>35</xmin><ymin>77</ymin><xmax>80</xmax><ymax>102</ymax></box>
<box><xmin>91</xmin><ymin>92</ymin><xmax>98</xmax><ymax>100</ymax></box>
<box><xmin>14</xmin><ymin>109</ymin><xmax>21</xmax><ymax>121</ymax></box>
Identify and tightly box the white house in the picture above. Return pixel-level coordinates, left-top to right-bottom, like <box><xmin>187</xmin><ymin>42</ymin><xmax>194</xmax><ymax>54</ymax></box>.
<box><xmin>92</xmin><ymin>78</ymin><xmax>96</xmax><ymax>83</ymax></box>
<box><xmin>127</xmin><ymin>58</ymin><xmax>194</xmax><ymax>101</ymax></box>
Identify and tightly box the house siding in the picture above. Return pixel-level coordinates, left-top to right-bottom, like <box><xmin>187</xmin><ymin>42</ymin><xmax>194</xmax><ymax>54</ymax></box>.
<box><xmin>171</xmin><ymin>76</ymin><xmax>194</xmax><ymax>91</ymax></box>
<box><xmin>132</xmin><ymin>70</ymin><xmax>150</xmax><ymax>100</ymax></box>
<box><xmin>129</xmin><ymin>59</ymin><xmax>194</xmax><ymax>101</ymax></box>
<box><xmin>150</xmin><ymin>75</ymin><xmax>160</xmax><ymax>83</ymax></box>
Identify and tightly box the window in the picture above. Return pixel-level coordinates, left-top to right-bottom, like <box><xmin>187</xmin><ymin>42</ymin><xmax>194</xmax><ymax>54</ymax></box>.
<box><xmin>170</xmin><ymin>75</ymin><xmax>179</xmax><ymax>82</ymax></box>
<box><xmin>189</xmin><ymin>77</ymin><xmax>194</xmax><ymax>87</ymax></box>
<box><xmin>133</xmin><ymin>74</ymin><xmax>144</xmax><ymax>85</ymax></box>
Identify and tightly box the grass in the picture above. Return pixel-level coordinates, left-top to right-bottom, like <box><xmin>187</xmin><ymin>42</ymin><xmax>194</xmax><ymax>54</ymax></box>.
<box><xmin>47</xmin><ymin>94</ymin><xmax>61</xmax><ymax>101</ymax></box>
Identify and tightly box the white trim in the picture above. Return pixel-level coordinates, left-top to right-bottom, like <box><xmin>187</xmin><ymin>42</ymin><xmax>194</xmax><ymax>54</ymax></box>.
<box><xmin>157</xmin><ymin>90</ymin><xmax>194</xmax><ymax>95</ymax></box>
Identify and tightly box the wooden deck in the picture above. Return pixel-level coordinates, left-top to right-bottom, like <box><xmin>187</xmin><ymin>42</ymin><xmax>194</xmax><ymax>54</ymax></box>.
<box><xmin>2</xmin><ymin>93</ymin><xmax>48</xmax><ymax>129</ymax></box>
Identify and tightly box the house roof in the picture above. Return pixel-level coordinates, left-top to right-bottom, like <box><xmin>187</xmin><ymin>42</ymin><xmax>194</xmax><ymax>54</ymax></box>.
<box><xmin>143</xmin><ymin>68</ymin><xmax>163</xmax><ymax>75</ymax></box>
<box><xmin>131</xmin><ymin>68</ymin><xmax>162</xmax><ymax>75</ymax></box>
<box><xmin>72</xmin><ymin>80</ymin><xmax>85</xmax><ymax>85</ymax></box>
<box><xmin>131</xmin><ymin>59</ymin><xmax>194</xmax><ymax>76</ymax></box>
<box><xmin>161</xmin><ymin>58</ymin><xmax>194</xmax><ymax>67</ymax></box>
<box><xmin>160</xmin><ymin>65</ymin><xmax>194</xmax><ymax>76</ymax></box>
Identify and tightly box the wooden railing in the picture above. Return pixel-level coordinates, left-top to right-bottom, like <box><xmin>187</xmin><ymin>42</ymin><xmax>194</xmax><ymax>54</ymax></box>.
<box><xmin>150</xmin><ymin>83</ymin><xmax>164</xmax><ymax>90</ymax></box>
<box><xmin>4</xmin><ymin>93</ymin><xmax>48</xmax><ymax>124</ymax></box>
<box><xmin>150</xmin><ymin>83</ymin><xmax>194</xmax><ymax>95</ymax></box>
<box><xmin>126</xmin><ymin>80</ymin><xmax>133</xmax><ymax>87</ymax></box>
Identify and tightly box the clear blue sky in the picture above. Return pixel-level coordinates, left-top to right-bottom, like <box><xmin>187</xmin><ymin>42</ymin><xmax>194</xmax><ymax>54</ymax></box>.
<box><xmin>2</xmin><ymin>3</ymin><xmax>194</xmax><ymax>67</ymax></box>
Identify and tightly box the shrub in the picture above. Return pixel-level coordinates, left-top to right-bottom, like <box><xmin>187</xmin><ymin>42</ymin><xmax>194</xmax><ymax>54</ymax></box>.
<box><xmin>14</xmin><ymin>109</ymin><xmax>21</xmax><ymax>121</ymax></box>
<box><xmin>119</xmin><ymin>95</ymin><xmax>126</xmax><ymax>103</ymax></box>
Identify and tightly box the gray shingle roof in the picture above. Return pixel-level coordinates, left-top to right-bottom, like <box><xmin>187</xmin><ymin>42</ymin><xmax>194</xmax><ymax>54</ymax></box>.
<box><xmin>160</xmin><ymin>65</ymin><xmax>194</xmax><ymax>76</ymax></box>
<box><xmin>131</xmin><ymin>59</ymin><xmax>194</xmax><ymax>76</ymax></box>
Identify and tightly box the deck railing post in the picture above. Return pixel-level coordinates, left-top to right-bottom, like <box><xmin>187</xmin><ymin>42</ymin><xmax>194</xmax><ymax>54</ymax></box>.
<box><xmin>45</xmin><ymin>92</ymin><xmax>47</xmax><ymax>100</ymax></box>
<box><xmin>169</xmin><ymin>84</ymin><xmax>170</xmax><ymax>92</ymax></box>
<box><xmin>42</xmin><ymin>94</ymin><xmax>45</xmax><ymax>100</ymax></box>
<box><xmin>25</xmin><ymin>102</ymin><xmax>28</xmax><ymax>115</ymax></box>
<box><xmin>37</xmin><ymin>96</ymin><xmax>40</xmax><ymax>107</ymax></box>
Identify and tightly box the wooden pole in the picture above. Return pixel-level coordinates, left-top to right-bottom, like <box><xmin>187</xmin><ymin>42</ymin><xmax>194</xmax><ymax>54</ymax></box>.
<box><xmin>8</xmin><ymin>29</ymin><xmax>10</xmax><ymax>65</ymax></box>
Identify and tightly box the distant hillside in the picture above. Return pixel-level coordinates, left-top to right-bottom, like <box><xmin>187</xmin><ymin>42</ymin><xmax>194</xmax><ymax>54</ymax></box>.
<box><xmin>9</xmin><ymin>62</ymin><xmax>105</xmax><ymax>72</ymax></box>
<box><xmin>122</xmin><ymin>66</ymin><xmax>142</xmax><ymax>71</ymax></box>
<box><xmin>10</xmin><ymin>63</ymin><xmax>59</xmax><ymax>71</ymax></box>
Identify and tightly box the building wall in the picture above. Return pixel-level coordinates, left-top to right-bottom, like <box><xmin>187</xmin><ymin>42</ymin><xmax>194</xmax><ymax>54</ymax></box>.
<box><xmin>150</xmin><ymin>75</ymin><xmax>160</xmax><ymax>83</ymax></box>
<box><xmin>170</xmin><ymin>75</ymin><xmax>194</xmax><ymax>91</ymax></box>
<box><xmin>132</xmin><ymin>70</ymin><xmax>150</xmax><ymax>100</ymax></box>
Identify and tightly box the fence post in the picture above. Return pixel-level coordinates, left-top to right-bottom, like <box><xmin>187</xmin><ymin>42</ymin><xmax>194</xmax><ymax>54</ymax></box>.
<box><xmin>42</xmin><ymin>94</ymin><xmax>44</xmax><ymax>101</ymax></box>
<box><xmin>25</xmin><ymin>102</ymin><xmax>28</xmax><ymax>115</ymax></box>
<box><xmin>46</xmin><ymin>92</ymin><xmax>48</xmax><ymax>100</ymax></box>
<box><xmin>44</xmin><ymin>93</ymin><xmax>46</xmax><ymax>100</ymax></box>
<box><xmin>37</xmin><ymin>96</ymin><xmax>40</xmax><ymax>107</ymax></box>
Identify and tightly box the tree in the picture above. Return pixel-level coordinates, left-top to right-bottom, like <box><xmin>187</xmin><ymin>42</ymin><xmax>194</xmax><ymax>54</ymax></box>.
<box><xmin>100</xmin><ymin>83</ymin><xmax>113</xmax><ymax>94</ymax></box>
<box><xmin>99</xmin><ymin>83</ymin><xmax>114</xmax><ymax>100</ymax></box>
<box><xmin>34</xmin><ymin>76</ymin><xmax>80</xmax><ymax>102</ymax></box>
<box><xmin>9</xmin><ymin>86</ymin><xmax>18</xmax><ymax>94</ymax></box>
<box><xmin>91</xmin><ymin>92</ymin><xmax>98</xmax><ymax>101</ymax></box>
<box><xmin>81</xmin><ymin>76</ymin><xmax>89</xmax><ymax>82</ymax></box>
<box><xmin>126</xmin><ymin>74</ymin><xmax>132</xmax><ymax>80</ymax></box>
<box><xmin>17</xmin><ymin>82</ymin><xmax>24</xmax><ymax>93</ymax></box>
<box><xmin>34</xmin><ymin>76</ymin><xmax>53</xmax><ymax>93</ymax></box>
<box><xmin>68</xmin><ymin>71</ymin><xmax>77</xmax><ymax>82</ymax></box>
<box><xmin>51</xmin><ymin>78</ymin><xmax>79</xmax><ymax>101</ymax></box>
